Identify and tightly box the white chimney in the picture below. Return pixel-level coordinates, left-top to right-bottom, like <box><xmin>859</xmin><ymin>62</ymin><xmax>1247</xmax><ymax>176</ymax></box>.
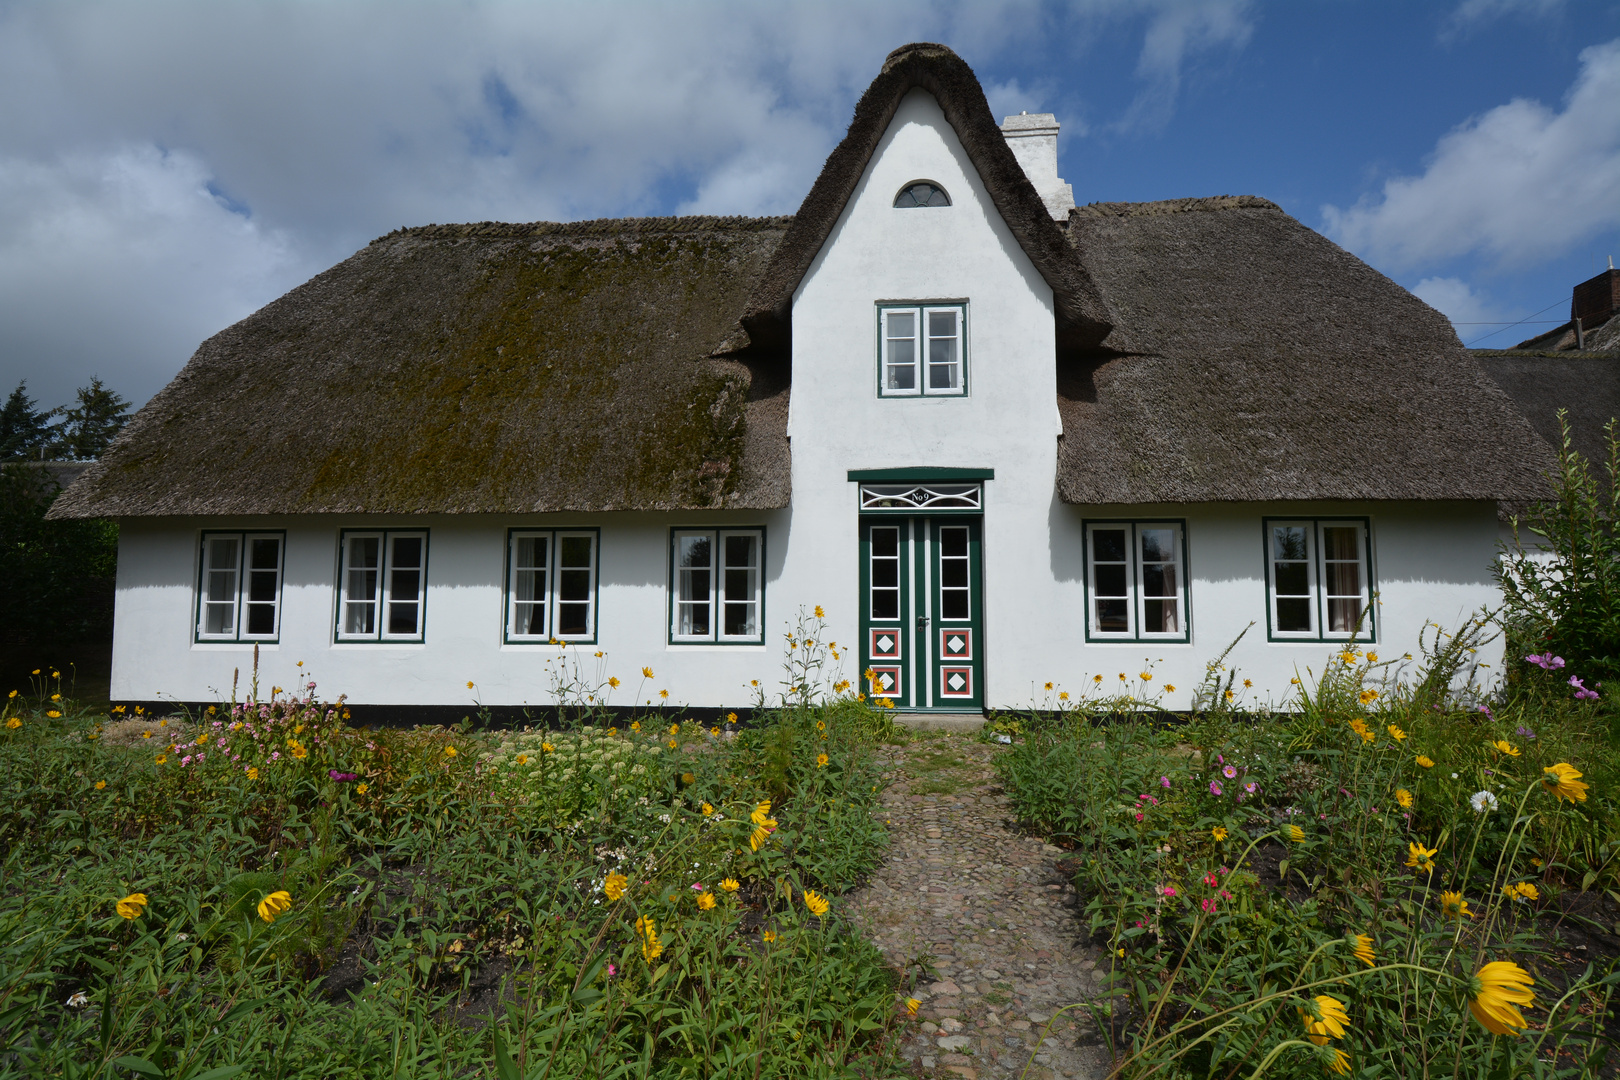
<box><xmin>1000</xmin><ymin>111</ymin><xmax>1074</xmax><ymax>220</ymax></box>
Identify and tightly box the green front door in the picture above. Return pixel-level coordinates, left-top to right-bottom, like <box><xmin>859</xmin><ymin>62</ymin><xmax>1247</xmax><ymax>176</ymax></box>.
<box><xmin>859</xmin><ymin>516</ymin><xmax>983</xmax><ymax>710</ymax></box>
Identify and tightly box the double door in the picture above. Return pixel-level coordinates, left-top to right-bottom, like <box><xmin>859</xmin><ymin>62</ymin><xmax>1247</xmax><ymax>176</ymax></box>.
<box><xmin>859</xmin><ymin>516</ymin><xmax>983</xmax><ymax>710</ymax></box>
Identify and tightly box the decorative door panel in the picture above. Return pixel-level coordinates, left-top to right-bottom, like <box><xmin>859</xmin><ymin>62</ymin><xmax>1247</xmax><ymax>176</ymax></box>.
<box><xmin>859</xmin><ymin>516</ymin><xmax>983</xmax><ymax>710</ymax></box>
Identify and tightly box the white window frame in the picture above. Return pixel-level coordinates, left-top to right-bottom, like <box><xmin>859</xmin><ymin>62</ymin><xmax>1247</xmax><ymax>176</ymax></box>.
<box><xmin>1083</xmin><ymin>521</ymin><xmax>1189</xmax><ymax>643</ymax></box>
<box><xmin>878</xmin><ymin>303</ymin><xmax>967</xmax><ymax>397</ymax></box>
<box><xmin>505</xmin><ymin>529</ymin><xmax>599</xmax><ymax>644</ymax></box>
<box><xmin>196</xmin><ymin>531</ymin><xmax>284</xmax><ymax>643</ymax></box>
<box><xmin>669</xmin><ymin>528</ymin><xmax>765</xmax><ymax>644</ymax></box>
<box><xmin>1264</xmin><ymin>519</ymin><xmax>1373</xmax><ymax>642</ymax></box>
<box><xmin>335</xmin><ymin>530</ymin><xmax>429</xmax><ymax>643</ymax></box>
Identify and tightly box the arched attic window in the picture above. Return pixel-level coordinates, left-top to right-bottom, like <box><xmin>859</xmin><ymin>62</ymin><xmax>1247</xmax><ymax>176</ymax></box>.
<box><xmin>893</xmin><ymin>181</ymin><xmax>951</xmax><ymax>208</ymax></box>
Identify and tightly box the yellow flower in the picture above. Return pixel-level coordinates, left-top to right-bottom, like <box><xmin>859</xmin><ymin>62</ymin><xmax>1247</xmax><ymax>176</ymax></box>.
<box><xmin>726</xmin><ymin>711</ymin><xmax>738</xmax><ymax>723</ymax></box>
<box><xmin>257</xmin><ymin>890</ymin><xmax>293</xmax><ymax>923</ymax></box>
<box><xmin>51</xmin><ymin>693</ymin><xmax>60</xmax><ymax>701</ymax></box>
<box><xmin>608</xmin><ymin>676</ymin><xmax>621</xmax><ymax>688</ymax></box>
<box><xmin>1212</xmin><ymin>826</ymin><xmax>1228</xmax><ymax>841</ymax></box>
<box><xmin>115</xmin><ymin>893</ymin><xmax>148</xmax><ymax>919</ymax></box>
<box><xmin>1440</xmin><ymin>891</ymin><xmax>1473</xmax><ymax>920</ymax></box>
<box><xmin>1386</xmin><ymin>724</ymin><xmax>1405</xmax><ymax>742</ymax></box>
<box><xmin>1505</xmin><ymin>881</ymin><xmax>1540</xmax><ymax>902</ymax></box>
<box><xmin>1396</xmin><ymin>788</ymin><xmax>1413</xmax><ymax>809</ymax></box>
<box><xmin>443</xmin><ymin>745</ymin><xmax>457</xmax><ymax>757</ymax></box>
<box><xmin>697</xmin><ymin>891</ymin><xmax>716</xmax><ymax>911</ymax></box>
<box><xmin>155</xmin><ymin>755</ymin><xmax>167</xmax><ymax>765</ymax></box>
<box><xmin>751</xmin><ymin>800</ymin><xmax>773</xmax><ymax>824</ymax></box>
<box><xmin>642</xmin><ymin>667</ymin><xmax>654</xmax><ymax>678</ymax></box>
<box><xmin>816</xmin><ymin>753</ymin><xmax>829</xmax><ymax>768</ymax></box>
<box><xmin>287</xmin><ymin>741</ymin><xmax>308</xmax><ymax>760</ymax></box>
<box><xmin>750</xmin><ymin>826</ymin><xmax>771</xmax><ymax>851</ymax></box>
<box><xmin>814</xmin><ymin>605</ymin><xmax>825</xmax><ymax>618</ymax></box>
<box><xmin>604</xmin><ymin>872</ymin><xmax>628</xmax><ymax>901</ymax></box>
<box><xmin>1223</xmin><ymin>688</ymin><xmax>1235</xmax><ymax>701</ymax></box>
<box><xmin>1326</xmin><ymin>1047</ymin><xmax>1351</xmax><ymax>1075</ymax></box>
<box><xmin>1299</xmin><ymin>994</ymin><xmax>1350</xmax><ymax>1045</ymax></box>
<box><xmin>95</xmin><ymin>780</ymin><xmax>106</xmax><ymax>790</ymax></box>
<box><xmin>1287</xmin><ymin>824</ymin><xmax>1305</xmax><ymax>843</ymax></box>
<box><xmin>680</xmin><ymin>772</ymin><xmax>695</xmax><ymax>785</ymax></box>
<box><xmin>45</xmin><ymin>710</ymin><xmax>61</xmax><ymax>719</ymax></box>
<box><xmin>710</xmin><ymin>726</ymin><xmax>720</xmax><ymax>736</ymax></box>
<box><xmin>246</xmin><ymin>767</ymin><xmax>259</xmax><ymax>780</ymax></box>
<box><xmin>635</xmin><ymin>915</ymin><xmax>662</xmax><ymax>963</ymax></box>
<box><xmin>1469</xmin><ymin>961</ymin><xmax>1535</xmax><ymax>1036</ymax></box>
<box><xmin>803</xmin><ymin>890</ymin><xmax>829</xmax><ymax>917</ymax></box>
<box><xmin>1290</xmin><ymin>677</ymin><xmax>1301</xmax><ymax>685</ymax></box>
<box><xmin>1351</xmin><ymin>934</ymin><xmax>1375</xmax><ymax>967</ymax></box>
<box><xmin>1339</xmin><ymin>651</ymin><xmax>1356</xmax><ymax>666</ymax></box>
<box><xmin>762</xmin><ymin>930</ymin><xmax>777</xmax><ymax>943</ymax></box>
<box><xmin>1406</xmin><ymin>841</ymin><xmax>1438</xmax><ymax>875</ymax></box>
<box><xmin>1044</xmin><ymin>681</ymin><xmax>1054</xmax><ymax>691</ymax></box>
<box><xmin>720</xmin><ymin>878</ymin><xmax>739</xmax><ymax>892</ymax></box>
<box><xmin>30</xmin><ymin>669</ymin><xmax>38</xmax><ymax>675</ymax></box>
<box><xmin>905</xmin><ymin>997</ymin><xmax>921</xmax><ymax>1016</ymax></box>
<box><xmin>8</xmin><ymin>690</ymin><xmax>18</xmax><ymax>699</ymax></box>
<box><xmin>4</xmin><ymin>718</ymin><xmax>18</xmax><ymax>730</ymax></box>
<box><xmin>1093</xmin><ymin>674</ymin><xmax>1103</xmax><ymax>683</ymax></box>
<box><xmin>1493</xmin><ymin>740</ymin><xmax>1519</xmax><ymax>756</ymax></box>
<box><xmin>1415</xmin><ymin>755</ymin><xmax>1435</xmax><ymax>768</ymax></box>
<box><xmin>606</xmin><ymin>727</ymin><xmax>617</xmax><ymax>737</ymax></box>
<box><xmin>1541</xmin><ymin>763</ymin><xmax>1588</xmax><ymax>802</ymax></box>
<box><xmin>466</xmin><ymin>681</ymin><xmax>474</xmax><ymax>689</ymax></box>
<box><xmin>355</xmin><ymin>782</ymin><xmax>367</xmax><ymax>794</ymax></box>
<box><xmin>667</xmin><ymin>739</ymin><xmax>678</xmax><ymax>749</ymax></box>
<box><xmin>196</xmin><ymin>733</ymin><xmax>209</xmax><ymax>745</ymax></box>
<box><xmin>659</xmin><ymin>689</ymin><xmax>670</xmax><ymax>700</ymax></box>
<box><xmin>541</xmin><ymin>742</ymin><xmax>555</xmax><ymax>753</ymax></box>
<box><xmin>1241</xmin><ymin>678</ymin><xmax>1251</xmax><ymax>688</ymax></box>
<box><xmin>1058</xmin><ymin>691</ymin><xmax>1069</xmax><ymax>701</ymax></box>
<box><xmin>1165</xmin><ymin>684</ymin><xmax>1176</xmax><ymax>692</ymax></box>
<box><xmin>1365</xmin><ymin>652</ymin><xmax>1378</xmax><ymax>663</ymax></box>
<box><xmin>515</xmin><ymin>753</ymin><xmax>529</xmax><ymax>765</ymax></box>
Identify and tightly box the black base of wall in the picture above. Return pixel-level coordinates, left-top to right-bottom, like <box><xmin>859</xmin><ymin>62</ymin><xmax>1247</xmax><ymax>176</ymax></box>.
<box><xmin>111</xmin><ymin>701</ymin><xmax>769</xmax><ymax>730</ymax></box>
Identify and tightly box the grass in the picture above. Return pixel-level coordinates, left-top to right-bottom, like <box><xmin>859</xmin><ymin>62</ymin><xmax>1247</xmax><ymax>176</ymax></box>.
<box><xmin>0</xmin><ymin>632</ymin><xmax>919</xmax><ymax>1078</ymax></box>
<box><xmin>899</xmin><ymin>742</ymin><xmax>973</xmax><ymax>795</ymax></box>
<box><xmin>993</xmin><ymin>631</ymin><xmax>1620</xmax><ymax>1078</ymax></box>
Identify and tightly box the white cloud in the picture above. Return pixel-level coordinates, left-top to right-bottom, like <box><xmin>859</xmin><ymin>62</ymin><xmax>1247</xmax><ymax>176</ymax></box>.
<box><xmin>1322</xmin><ymin>38</ymin><xmax>1620</xmax><ymax>272</ymax></box>
<box><xmin>1441</xmin><ymin>0</ymin><xmax>1564</xmax><ymax>42</ymax></box>
<box><xmin>1115</xmin><ymin>0</ymin><xmax>1255</xmax><ymax>132</ymax></box>
<box><xmin>1410</xmin><ymin>276</ymin><xmax>1505</xmax><ymax>333</ymax></box>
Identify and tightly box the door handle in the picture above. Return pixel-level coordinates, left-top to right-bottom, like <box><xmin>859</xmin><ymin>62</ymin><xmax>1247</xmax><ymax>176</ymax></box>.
<box><xmin>916</xmin><ymin>615</ymin><xmax>930</xmax><ymax>631</ymax></box>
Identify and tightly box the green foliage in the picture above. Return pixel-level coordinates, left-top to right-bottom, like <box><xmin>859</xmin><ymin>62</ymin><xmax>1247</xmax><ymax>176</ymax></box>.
<box><xmin>0</xmin><ymin>382</ymin><xmax>54</xmax><ymax>462</ymax></box>
<box><xmin>51</xmin><ymin>377</ymin><xmax>132</xmax><ymax>461</ymax></box>
<box><xmin>0</xmin><ymin>640</ymin><xmax>908</xmax><ymax>1077</ymax></box>
<box><xmin>998</xmin><ymin>629</ymin><xmax>1620</xmax><ymax>1079</ymax></box>
<box><xmin>0</xmin><ymin>464</ymin><xmax>118</xmax><ymax>644</ymax></box>
<box><xmin>1499</xmin><ymin>411</ymin><xmax>1620</xmax><ymax>685</ymax></box>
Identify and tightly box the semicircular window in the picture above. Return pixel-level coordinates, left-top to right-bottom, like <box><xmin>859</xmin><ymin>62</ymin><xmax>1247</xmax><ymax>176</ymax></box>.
<box><xmin>893</xmin><ymin>181</ymin><xmax>951</xmax><ymax>208</ymax></box>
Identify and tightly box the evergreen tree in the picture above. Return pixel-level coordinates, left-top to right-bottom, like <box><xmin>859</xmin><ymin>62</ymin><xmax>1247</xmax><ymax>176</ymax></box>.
<box><xmin>53</xmin><ymin>377</ymin><xmax>131</xmax><ymax>460</ymax></box>
<box><xmin>0</xmin><ymin>381</ymin><xmax>55</xmax><ymax>461</ymax></box>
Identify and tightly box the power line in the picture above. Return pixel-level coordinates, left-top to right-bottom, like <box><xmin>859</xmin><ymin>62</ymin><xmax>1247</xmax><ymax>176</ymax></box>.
<box><xmin>1463</xmin><ymin>297</ymin><xmax>1569</xmax><ymax>347</ymax></box>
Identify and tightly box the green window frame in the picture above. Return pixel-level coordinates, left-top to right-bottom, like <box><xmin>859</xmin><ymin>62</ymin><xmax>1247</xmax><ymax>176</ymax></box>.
<box><xmin>504</xmin><ymin>528</ymin><xmax>600</xmax><ymax>644</ymax></box>
<box><xmin>877</xmin><ymin>302</ymin><xmax>968</xmax><ymax>397</ymax></box>
<box><xmin>1262</xmin><ymin>518</ymin><xmax>1375</xmax><ymax>643</ymax></box>
<box><xmin>335</xmin><ymin>529</ymin><xmax>429</xmax><ymax>643</ymax></box>
<box><xmin>1082</xmin><ymin>520</ymin><xmax>1191</xmax><ymax>644</ymax></box>
<box><xmin>668</xmin><ymin>527</ymin><xmax>765</xmax><ymax>645</ymax></box>
<box><xmin>196</xmin><ymin>531</ymin><xmax>286</xmax><ymax>643</ymax></box>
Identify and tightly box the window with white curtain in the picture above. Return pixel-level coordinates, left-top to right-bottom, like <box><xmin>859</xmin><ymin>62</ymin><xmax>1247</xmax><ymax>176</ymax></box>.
<box><xmin>670</xmin><ymin>528</ymin><xmax>763</xmax><ymax>643</ymax></box>
<box><xmin>197</xmin><ymin>532</ymin><xmax>284</xmax><ymax>642</ymax></box>
<box><xmin>1265</xmin><ymin>519</ymin><xmax>1373</xmax><ymax>641</ymax></box>
<box><xmin>1083</xmin><ymin>522</ymin><xmax>1189</xmax><ymax>642</ymax></box>
<box><xmin>336</xmin><ymin>530</ymin><xmax>428</xmax><ymax>642</ymax></box>
<box><xmin>505</xmin><ymin>529</ymin><xmax>598</xmax><ymax>643</ymax></box>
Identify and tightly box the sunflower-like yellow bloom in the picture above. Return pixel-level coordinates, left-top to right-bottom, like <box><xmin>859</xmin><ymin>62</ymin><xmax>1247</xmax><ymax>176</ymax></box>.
<box><xmin>701</xmin><ymin>802</ymin><xmax>714</xmax><ymax>815</ymax></box>
<box><xmin>1440</xmin><ymin>891</ymin><xmax>1473</xmax><ymax>920</ymax></box>
<box><xmin>1287</xmin><ymin>824</ymin><xmax>1305</xmax><ymax>842</ymax></box>
<box><xmin>115</xmin><ymin>893</ymin><xmax>148</xmax><ymax>920</ymax></box>
<box><xmin>1325</xmin><ymin>1047</ymin><xmax>1351</xmax><ymax>1075</ymax></box>
<box><xmin>1415</xmin><ymin>755</ymin><xmax>1435</xmax><ymax>768</ymax></box>
<box><xmin>1299</xmin><ymin>994</ymin><xmax>1350</xmax><ymax>1045</ymax></box>
<box><xmin>1351</xmin><ymin>934</ymin><xmax>1375</xmax><ymax>967</ymax></box>
<box><xmin>803</xmin><ymin>890</ymin><xmax>829</xmax><ymax>917</ymax></box>
<box><xmin>816</xmin><ymin>753</ymin><xmax>829</xmax><ymax>768</ymax></box>
<box><xmin>1504</xmin><ymin>881</ymin><xmax>1540</xmax><ymax>902</ymax></box>
<box><xmin>1396</xmin><ymin>788</ymin><xmax>1413</xmax><ymax>809</ymax></box>
<box><xmin>604</xmin><ymin>872</ymin><xmax>628</xmax><ymax>902</ymax></box>
<box><xmin>905</xmin><ymin>997</ymin><xmax>921</xmax><ymax>1015</ymax></box>
<box><xmin>1493</xmin><ymin>740</ymin><xmax>1519</xmax><ymax>757</ymax></box>
<box><xmin>1406</xmin><ymin>841</ymin><xmax>1438</xmax><ymax>874</ymax></box>
<box><xmin>1212</xmin><ymin>826</ymin><xmax>1228</xmax><ymax>841</ymax></box>
<box><xmin>1541</xmin><ymin>763</ymin><xmax>1588</xmax><ymax>802</ymax></box>
<box><xmin>749</xmin><ymin>826</ymin><xmax>771</xmax><ymax>852</ymax></box>
<box><xmin>636</xmin><ymin>915</ymin><xmax>662</xmax><ymax>963</ymax></box>
<box><xmin>762</xmin><ymin>930</ymin><xmax>777</xmax><ymax>943</ymax></box>
<box><xmin>720</xmin><ymin>878</ymin><xmax>739</xmax><ymax>892</ymax></box>
<box><xmin>1469</xmin><ymin>961</ymin><xmax>1535</xmax><ymax>1036</ymax></box>
<box><xmin>697</xmin><ymin>892</ymin><xmax>716</xmax><ymax>911</ymax></box>
<box><xmin>751</xmin><ymin>801</ymin><xmax>773</xmax><ymax>826</ymax></box>
<box><xmin>257</xmin><ymin>890</ymin><xmax>293</xmax><ymax>923</ymax></box>
<box><xmin>1386</xmin><ymin>723</ymin><xmax>1405</xmax><ymax>740</ymax></box>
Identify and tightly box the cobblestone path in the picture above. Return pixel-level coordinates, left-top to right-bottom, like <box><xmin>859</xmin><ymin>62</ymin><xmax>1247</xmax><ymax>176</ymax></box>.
<box><xmin>844</xmin><ymin>733</ymin><xmax>1113</xmax><ymax>1080</ymax></box>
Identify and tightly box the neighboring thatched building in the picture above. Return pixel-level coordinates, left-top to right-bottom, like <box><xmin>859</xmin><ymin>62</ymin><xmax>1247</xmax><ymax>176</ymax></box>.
<box><xmin>50</xmin><ymin>43</ymin><xmax>1552</xmax><ymax>717</ymax></box>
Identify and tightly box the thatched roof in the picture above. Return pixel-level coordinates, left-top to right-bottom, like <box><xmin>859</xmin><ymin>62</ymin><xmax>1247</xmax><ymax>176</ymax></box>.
<box><xmin>1056</xmin><ymin>197</ymin><xmax>1555</xmax><ymax>503</ymax></box>
<box><xmin>734</xmin><ymin>42</ymin><xmax>1116</xmax><ymax>357</ymax></box>
<box><xmin>50</xmin><ymin>217</ymin><xmax>793</xmax><ymax>518</ymax></box>
<box><xmin>1474</xmin><ymin>353</ymin><xmax>1620</xmax><ymax>475</ymax></box>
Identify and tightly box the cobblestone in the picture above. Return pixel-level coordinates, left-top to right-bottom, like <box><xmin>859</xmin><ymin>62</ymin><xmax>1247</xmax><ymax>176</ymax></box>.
<box><xmin>844</xmin><ymin>734</ymin><xmax>1113</xmax><ymax>1079</ymax></box>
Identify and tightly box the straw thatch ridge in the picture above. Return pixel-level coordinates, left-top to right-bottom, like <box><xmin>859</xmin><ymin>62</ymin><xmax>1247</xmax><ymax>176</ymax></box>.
<box><xmin>1057</xmin><ymin>198</ymin><xmax>1555</xmax><ymax>502</ymax></box>
<box><xmin>1476</xmin><ymin>354</ymin><xmax>1620</xmax><ymax>483</ymax></box>
<box><xmin>50</xmin><ymin>216</ymin><xmax>795</xmax><ymax>518</ymax></box>
<box><xmin>736</xmin><ymin>42</ymin><xmax>1115</xmax><ymax>355</ymax></box>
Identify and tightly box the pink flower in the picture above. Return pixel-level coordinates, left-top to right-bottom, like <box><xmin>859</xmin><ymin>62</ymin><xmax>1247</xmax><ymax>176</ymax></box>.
<box><xmin>1222</xmin><ymin>765</ymin><xmax>1237</xmax><ymax>779</ymax></box>
<box><xmin>1162</xmin><ymin>886</ymin><xmax>1177</xmax><ymax>897</ymax></box>
<box><xmin>1244</xmin><ymin>782</ymin><xmax>1258</xmax><ymax>794</ymax></box>
<box><xmin>690</xmin><ymin>883</ymin><xmax>705</xmax><ymax>891</ymax></box>
<box><xmin>1209</xmin><ymin>781</ymin><xmax>1223</xmax><ymax>796</ymax></box>
<box><xmin>1203</xmin><ymin>873</ymin><xmax>1219</xmax><ymax>887</ymax></box>
<box><xmin>1200</xmin><ymin>898</ymin><xmax>1218</xmax><ymax>913</ymax></box>
<box><xmin>1159</xmin><ymin>776</ymin><xmax>1171</xmax><ymax>788</ymax></box>
<box><xmin>1135</xmin><ymin>813</ymin><xmax>1145</xmax><ymax>822</ymax></box>
<box><xmin>606</xmin><ymin>963</ymin><xmax>616</xmax><ymax>977</ymax></box>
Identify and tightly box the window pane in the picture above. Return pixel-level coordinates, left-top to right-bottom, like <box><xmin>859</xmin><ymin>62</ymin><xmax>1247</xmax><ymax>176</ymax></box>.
<box><xmin>1277</xmin><ymin>597</ymin><xmax>1312</xmax><ymax>633</ymax></box>
<box><xmin>941</xmin><ymin>560</ymin><xmax>968</xmax><ymax>588</ymax></box>
<box><xmin>1142</xmin><ymin>563</ymin><xmax>1173</xmax><ymax>597</ymax></box>
<box><xmin>1327</xmin><ymin>598</ymin><xmax>1361</xmax><ymax>633</ymax></box>
<box><xmin>1325</xmin><ymin>560</ymin><xmax>1361</xmax><ymax>598</ymax></box>
<box><xmin>342</xmin><ymin>537</ymin><xmax>380</xmax><ymax>635</ymax></box>
<box><xmin>1093</xmin><ymin>528</ymin><xmax>1127</xmax><ymax>563</ymax></box>
<box><xmin>511</xmin><ymin>535</ymin><xmax>547</xmax><ymax>637</ymax></box>
<box><xmin>557</xmin><ymin>603</ymin><xmax>589</xmax><ymax>637</ymax></box>
<box><xmin>1273</xmin><ymin>526</ymin><xmax>1307</xmax><ymax>562</ymax></box>
<box><xmin>939</xmin><ymin>528</ymin><xmax>967</xmax><ymax>558</ymax></box>
<box><xmin>1140</xmin><ymin>528</ymin><xmax>1175</xmax><ymax>564</ymax></box>
<box><xmin>387</xmin><ymin>600</ymin><xmax>419</xmax><ymax>635</ymax></box>
<box><xmin>676</xmin><ymin>533</ymin><xmax>713</xmax><ymax>637</ymax></box>
<box><xmin>245</xmin><ymin>601</ymin><xmax>276</xmax><ymax>635</ymax></box>
<box><xmin>927</xmin><ymin>309</ymin><xmax>959</xmax><ymax>390</ymax></box>
<box><xmin>1094</xmin><ymin>563</ymin><xmax>1127</xmax><ymax>598</ymax></box>
<box><xmin>872</xmin><ymin>590</ymin><xmax>899</xmax><ymax>620</ymax></box>
<box><xmin>1321</xmin><ymin>526</ymin><xmax>1359</xmax><ymax>561</ymax></box>
<box><xmin>1096</xmin><ymin>598</ymin><xmax>1128</xmax><ymax>633</ymax></box>
<box><xmin>1144</xmin><ymin>598</ymin><xmax>1179</xmax><ymax>633</ymax></box>
<box><xmin>560</xmin><ymin>536</ymin><xmax>592</xmax><ymax>567</ymax></box>
<box><xmin>1274</xmin><ymin>562</ymin><xmax>1310</xmax><ymax>596</ymax></box>
<box><xmin>391</xmin><ymin>536</ymin><xmax>422</xmax><ymax>570</ymax></box>
<box><xmin>869</xmin><ymin>526</ymin><xmax>900</xmax><ymax>621</ymax></box>
<box><xmin>885</xmin><ymin>310</ymin><xmax>916</xmax><ymax>391</ymax></box>
<box><xmin>941</xmin><ymin>590</ymin><xmax>968</xmax><ymax>619</ymax></box>
<box><xmin>203</xmin><ymin>536</ymin><xmax>240</xmax><ymax>638</ymax></box>
<box><xmin>871</xmin><ymin>529</ymin><xmax>898</xmax><ymax>558</ymax></box>
<box><xmin>558</xmin><ymin>569</ymin><xmax>590</xmax><ymax>603</ymax></box>
<box><xmin>385</xmin><ymin>535</ymin><xmax>423</xmax><ymax>636</ymax></box>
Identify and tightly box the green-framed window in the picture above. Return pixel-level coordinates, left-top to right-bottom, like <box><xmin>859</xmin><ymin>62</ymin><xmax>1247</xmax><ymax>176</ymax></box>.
<box><xmin>196</xmin><ymin>531</ymin><xmax>285</xmax><ymax>643</ymax></box>
<box><xmin>669</xmin><ymin>528</ymin><xmax>764</xmax><ymax>644</ymax></box>
<box><xmin>335</xmin><ymin>530</ymin><xmax>428</xmax><ymax>643</ymax></box>
<box><xmin>505</xmin><ymin>529</ymin><xmax>599</xmax><ymax>644</ymax></box>
<box><xmin>1263</xmin><ymin>518</ymin><xmax>1374</xmax><ymax>642</ymax></box>
<box><xmin>1083</xmin><ymin>521</ymin><xmax>1190</xmax><ymax>643</ymax></box>
<box><xmin>878</xmin><ymin>303</ymin><xmax>967</xmax><ymax>397</ymax></box>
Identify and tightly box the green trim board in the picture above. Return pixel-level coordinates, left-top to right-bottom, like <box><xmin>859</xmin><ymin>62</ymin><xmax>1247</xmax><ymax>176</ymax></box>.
<box><xmin>501</xmin><ymin>527</ymin><xmax>601</xmax><ymax>646</ymax></box>
<box><xmin>847</xmin><ymin>467</ymin><xmax>995</xmax><ymax>482</ymax></box>
<box><xmin>666</xmin><ymin>526</ymin><xmax>768</xmax><ymax>646</ymax></box>
<box><xmin>194</xmin><ymin>529</ymin><xmax>287</xmax><ymax>645</ymax></box>
<box><xmin>1080</xmin><ymin>519</ymin><xmax>1192</xmax><ymax>645</ymax></box>
<box><xmin>332</xmin><ymin>528</ymin><xmax>430</xmax><ymax>644</ymax></box>
<box><xmin>1260</xmin><ymin>517</ymin><xmax>1376</xmax><ymax>644</ymax></box>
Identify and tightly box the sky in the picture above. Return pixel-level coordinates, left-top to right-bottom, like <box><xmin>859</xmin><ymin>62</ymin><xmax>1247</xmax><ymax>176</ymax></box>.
<box><xmin>2</xmin><ymin>0</ymin><xmax>1618</xmax><ymax>412</ymax></box>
